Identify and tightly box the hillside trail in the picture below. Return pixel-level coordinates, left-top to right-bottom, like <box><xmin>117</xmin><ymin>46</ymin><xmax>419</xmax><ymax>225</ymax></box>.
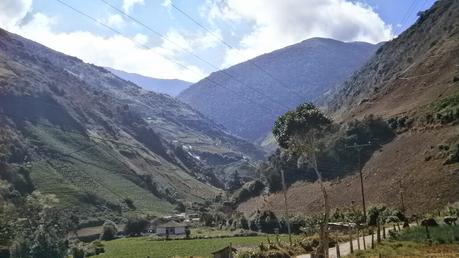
<box><xmin>296</xmin><ymin>227</ymin><xmax>394</xmax><ymax>258</ymax></box>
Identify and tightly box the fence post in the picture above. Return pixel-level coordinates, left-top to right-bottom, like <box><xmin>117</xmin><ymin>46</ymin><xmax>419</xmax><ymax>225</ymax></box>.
<box><xmin>349</xmin><ymin>227</ymin><xmax>354</xmax><ymax>253</ymax></box>
<box><xmin>336</xmin><ymin>241</ymin><xmax>341</xmax><ymax>258</ymax></box>
<box><xmin>362</xmin><ymin>227</ymin><xmax>367</xmax><ymax>250</ymax></box>
<box><xmin>377</xmin><ymin>222</ymin><xmax>381</xmax><ymax>243</ymax></box>
<box><xmin>356</xmin><ymin>229</ymin><xmax>361</xmax><ymax>250</ymax></box>
<box><xmin>371</xmin><ymin>229</ymin><xmax>375</xmax><ymax>249</ymax></box>
<box><xmin>382</xmin><ymin>225</ymin><xmax>386</xmax><ymax>239</ymax></box>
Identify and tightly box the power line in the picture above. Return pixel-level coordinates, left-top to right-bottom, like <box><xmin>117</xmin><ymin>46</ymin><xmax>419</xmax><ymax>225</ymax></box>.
<box><xmin>97</xmin><ymin>0</ymin><xmax>294</xmax><ymax>111</ymax></box>
<box><xmin>397</xmin><ymin>0</ymin><xmax>425</xmax><ymax>35</ymax></box>
<box><xmin>54</xmin><ymin>0</ymin><xmax>283</xmax><ymax>116</ymax></box>
<box><xmin>168</xmin><ymin>2</ymin><xmax>306</xmax><ymax>103</ymax></box>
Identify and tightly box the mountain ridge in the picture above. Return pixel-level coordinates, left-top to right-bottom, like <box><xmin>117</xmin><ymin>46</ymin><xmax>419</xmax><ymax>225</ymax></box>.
<box><xmin>105</xmin><ymin>67</ymin><xmax>191</xmax><ymax>97</ymax></box>
<box><xmin>178</xmin><ymin>37</ymin><xmax>378</xmax><ymax>141</ymax></box>
<box><xmin>0</xmin><ymin>27</ymin><xmax>264</xmax><ymax>217</ymax></box>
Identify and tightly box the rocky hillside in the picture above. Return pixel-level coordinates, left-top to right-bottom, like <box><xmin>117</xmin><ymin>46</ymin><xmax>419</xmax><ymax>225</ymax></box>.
<box><xmin>238</xmin><ymin>0</ymin><xmax>459</xmax><ymax>216</ymax></box>
<box><xmin>178</xmin><ymin>38</ymin><xmax>378</xmax><ymax>142</ymax></box>
<box><xmin>0</xmin><ymin>28</ymin><xmax>264</xmax><ymax>217</ymax></box>
<box><xmin>328</xmin><ymin>0</ymin><xmax>459</xmax><ymax>121</ymax></box>
<box><xmin>105</xmin><ymin>67</ymin><xmax>190</xmax><ymax>97</ymax></box>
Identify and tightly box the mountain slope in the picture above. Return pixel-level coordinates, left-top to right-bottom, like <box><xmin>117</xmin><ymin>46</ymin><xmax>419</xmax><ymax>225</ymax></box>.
<box><xmin>238</xmin><ymin>0</ymin><xmax>459</xmax><ymax>216</ymax></box>
<box><xmin>0</xmin><ymin>28</ymin><xmax>264</xmax><ymax>217</ymax></box>
<box><xmin>178</xmin><ymin>38</ymin><xmax>378</xmax><ymax>141</ymax></box>
<box><xmin>105</xmin><ymin>67</ymin><xmax>191</xmax><ymax>97</ymax></box>
<box><xmin>328</xmin><ymin>0</ymin><xmax>459</xmax><ymax>120</ymax></box>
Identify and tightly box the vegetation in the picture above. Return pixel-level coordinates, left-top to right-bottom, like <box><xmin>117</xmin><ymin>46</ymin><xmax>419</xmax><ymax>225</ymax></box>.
<box><xmin>100</xmin><ymin>220</ymin><xmax>118</xmax><ymax>241</ymax></box>
<box><xmin>348</xmin><ymin>224</ymin><xmax>459</xmax><ymax>257</ymax></box>
<box><xmin>124</xmin><ymin>216</ymin><xmax>149</xmax><ymax>236</ymax></box>
<box><xmin>96</xmin><ymin>235</ymin><xmax>301</xmax><ymax>258</ymax></box>
<box><xmin>273</xmin><ymin>102</ymin><xmax>333</xmax><ymax>257</ymax></box>
<box><xmin>262</xmin><ymin>114</ymin><xmax>395</xmax><ymax>192</ymax></box>
<box><xmin>0</xmin><ymin>179</ymin><xmax>70</xmax><ymax>258</ymax></box>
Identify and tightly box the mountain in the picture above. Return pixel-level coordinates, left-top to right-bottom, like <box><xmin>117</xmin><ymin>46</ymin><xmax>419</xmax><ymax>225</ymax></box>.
<box><xmin>178</xmin><ymin>38</ymin><xmax>378</xmax><ymax>142</ymax></box>
<box><xmin>238</xmin><ymin>0</ymin><xmax>459</xmax><ymax>216</ymax></box>
<box><xmin>105</xmin><ymin>67</ymin><xmax>191</xmax><ymax>96</ymax></box>
<box><xmin>0</xmin><ymin>28</ymin><xmax>265</xmax><ymax>218</ymax></box>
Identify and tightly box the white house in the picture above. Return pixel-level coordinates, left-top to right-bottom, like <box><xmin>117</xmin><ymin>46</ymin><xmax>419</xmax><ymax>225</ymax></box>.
<box><xmin>155</xmin><ymin>221</ymin><xmax>188</xmax><ymax>236</ymax></box>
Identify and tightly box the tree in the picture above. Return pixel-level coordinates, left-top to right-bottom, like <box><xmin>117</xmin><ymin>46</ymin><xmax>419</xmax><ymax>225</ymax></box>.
<box><xmin>227</xmin><ymin>170</ymin><xmax>242</xmax><ymax>192</ymax></box>
<box><xmin>100</xmin><ymin>220</ymin><xmax>118</xmax><ymax>241</ymax></box>
<box><xmin>240</xmin><ymin>216</ymin><xmax>249</xmax><ymax>230</ymax></box>
<box><xmin>273</xmin><ymin>102</ymin><xmax>332</xmax><ymax>258</ymax></box>
<box><xmin>8</xmin><ymin>192</ymin><xmax>69</xmax><ymax>258</ymax></box>
<box><xmin>174</xmin><ymin>202</ymin><xmax>186</xmax><ymax>213</ymax></box>
<box><xmin>124</xmin><ymin>217</ymin><xmax>149</xmax><ymax>236</ymax></box>
<box><xmin>185</xmin><ymin>228</ymin><xmax>191</xmax><ymax>239</ymax></box>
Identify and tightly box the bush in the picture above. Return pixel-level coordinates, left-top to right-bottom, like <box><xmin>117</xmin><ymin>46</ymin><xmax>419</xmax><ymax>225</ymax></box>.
<box><xmin>421</xmin><ymin>218</ymin><xmax>438</xmax><ymax>227</ymax></box>
<box><xmin>124</xmin><ymin>217</ymin><xmax>149</xmax><ymax>236</ymax></box>
<box><xmin>234</xmin><ymin>180</ymin><xmax>265</xmax><ymax>204</ymax></box>
<box><xmin>71</xmin><ymin>247</ymin><xmax>85</xmax><ymax>258</ymax></box>
<box><xmin>85</xmin><ymin>241</ymin><xmax>104</xmax><ymax>257</ymax></box>
<box><xmin>124</xmin><ymin>198</ymin><xmax>135</xmax><ymax>210</ymax></box>
<box><xmin>100</xmin><ymin>220</ymin><xmax>117</xmax><ymax>241</ymax></box>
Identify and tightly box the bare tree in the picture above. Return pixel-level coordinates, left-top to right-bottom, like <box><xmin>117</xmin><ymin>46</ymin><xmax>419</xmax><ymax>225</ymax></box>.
<box><xmin>273</xmin><ymin>103</ymin><xmax>332</xmax><ymax>258</ymax></box>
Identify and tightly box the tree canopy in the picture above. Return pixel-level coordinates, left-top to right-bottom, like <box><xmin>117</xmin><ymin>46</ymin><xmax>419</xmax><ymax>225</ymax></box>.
<box><xmin>273</xmin><ymin>103</ymin><xmax>332</xmax><ymax>150</ymax></box>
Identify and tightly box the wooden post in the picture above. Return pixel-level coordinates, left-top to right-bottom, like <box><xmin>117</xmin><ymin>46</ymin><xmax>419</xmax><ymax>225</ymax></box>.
<box><xmin>280</xmin><ymin>169</ymin><xmax>292</xmax><ymax>246</ymax></box>
<box><xmin>356</xmin><ymin>229</ymin><xmax>361</xmax><ymax>250</ymax></box>
<box><xmin>377</xmin><ymin>222</ymin><xmax>381</xmax><ymax>243</ymax></box>
<box><xmin>382</xmin><ymin>225</ymin><xmax>386</xmax><ymax>239</ymax></box>
<box><xmin>362</xmin><ymin>227</ymin><xmax>367</xmax><ymax>250</ymax></box>
<box><xmin>371</xmin><ymin>229</ymin><xmax>375</xmax><ymax>249</ymax></box>
<box><xmin>229</xmin><ymin>243</ymin><xmax>233</xmax><ymax>258</ymax></box>
<box><xmin>336</xmin><ymin>241</ymin><xmax>341</xmax><ymax>258</ymax></box>
<box><xmin>349</xmin><ymin>226</ymin><xmax>354</xmax><ymax>253</ymax></box>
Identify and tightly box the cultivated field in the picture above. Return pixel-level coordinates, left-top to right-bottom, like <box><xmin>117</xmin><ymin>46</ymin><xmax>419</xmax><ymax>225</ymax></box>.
<box><xmin>97</xmin><ymin>235</ymin><xmax>299</xmax><ymax>258</ymax></box>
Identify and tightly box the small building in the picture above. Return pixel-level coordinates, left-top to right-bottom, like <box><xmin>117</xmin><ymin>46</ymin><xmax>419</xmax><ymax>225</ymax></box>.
<box><xmin>211</xmin><ymin>245</ymin><xmax>237</xmax><ymax>258</ymax></box>
<box><xmin>155</xmin><ymin>221</ymin><xmax>188</xmax><ymax>236</ymax></box>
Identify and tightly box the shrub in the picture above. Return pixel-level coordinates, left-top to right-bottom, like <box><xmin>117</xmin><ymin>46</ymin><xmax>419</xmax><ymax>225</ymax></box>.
<box><xmin>71</xmin><ymin>247</ymin><xmax>85</xmax><ymax>258</ymax></box>
<box><xmin>444</xmin><ymin>216</ymin><xmax>457</xmax><ymax>225</ymax></box>
<box><xmin>100</xmin><ymin>220</ymin><xmax>117</xmax><ymax>241</ymax></box>
<box><xmin>421</xmin><ymin>218</ymin><xmax>438</xmax><ymax>227</ymax></box>
<box><xmin>124</xmin><ymin>198</ymin><xmax>135</xmax><ymax>210</ymax></box>
<box><xmin>124</xmin><ymin>217</ymin><xmax>149</xmax><ymax>236</ymax></box>
<box><xmin>85</xmin><ymin>241</ymin><xmax>105</xmax><ymax>256</ymax></box>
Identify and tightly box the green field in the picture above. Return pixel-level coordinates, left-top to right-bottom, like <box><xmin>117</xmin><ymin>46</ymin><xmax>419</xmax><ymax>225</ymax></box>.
<box><xmin>98</xmin><ymin>235</ymin><xmax>299</xmax><ymax>258</ymax></box>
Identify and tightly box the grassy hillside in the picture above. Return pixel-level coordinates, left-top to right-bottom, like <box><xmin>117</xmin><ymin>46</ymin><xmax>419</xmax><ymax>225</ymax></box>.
<box><xmin>0</xmin><ymin>27</ymin><xmax>264</xmax><ymax>218</ymax></box>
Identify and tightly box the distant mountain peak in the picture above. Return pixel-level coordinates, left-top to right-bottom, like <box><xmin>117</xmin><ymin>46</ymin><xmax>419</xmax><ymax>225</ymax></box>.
<box><xmin>178</xmin><ymin>37</ymin><xmax>378</xmax><ymax>142</ymax></box>
<box><xmin>105</xmin><ymin>67</ymin><xmax>191</xmax><ymax>97</ymax></box>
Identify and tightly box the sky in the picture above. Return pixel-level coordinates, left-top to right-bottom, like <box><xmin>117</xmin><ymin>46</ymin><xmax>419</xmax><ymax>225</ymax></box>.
<box><xmin>0</xmin><ymin>0</ymin><xmax>435</xmax><ymax>82</ymax></box>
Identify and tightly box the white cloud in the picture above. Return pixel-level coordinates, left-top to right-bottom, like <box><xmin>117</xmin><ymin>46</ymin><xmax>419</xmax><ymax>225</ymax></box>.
<box><xmin>122</xmin><ymin>0</ymin><xmax>144</xmax><ymax>13</ymax></box>
<box><xmin>101</xmin><ymin>14</ymin><xmax>126</xmax><ymax>29</ymax></box>
<box><xmin>203</xmin><ymin>0</ymin><xmax>394</xmax><ymax>67</ymax></box>
<box><xmin>162</xmin><ymin>0</ymin><xmax>172</xmax><ymax>8</ymax></box>
<box><xmin>0</xmin><ymin>0</ymin><xmax>32</xmax><ymax>29</ymax></box>
<box><xmin>159</xmin><ymin>29</ymin><xmax>221</xmax><ymax>57</ymax></box>
<box><xmin>0</xmin><ymin>0</ymin><xmax>206</xmax><ymax>82</ymax></box>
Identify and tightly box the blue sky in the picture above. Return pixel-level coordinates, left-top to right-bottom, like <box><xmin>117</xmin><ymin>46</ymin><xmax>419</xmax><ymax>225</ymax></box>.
<box><xmin>1</xmin><ymin>0</ymin><xmax>435</xmax><ymax>82</ymax></box>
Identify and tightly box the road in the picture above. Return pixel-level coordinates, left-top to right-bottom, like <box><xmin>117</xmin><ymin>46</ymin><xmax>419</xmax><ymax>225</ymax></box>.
<box><xmin>296</xmin><ymin>227</ymin><xmax>394</xmax><ymax>258</ymax></box>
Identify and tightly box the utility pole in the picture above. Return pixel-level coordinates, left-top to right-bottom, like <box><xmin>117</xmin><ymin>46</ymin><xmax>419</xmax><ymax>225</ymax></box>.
<box><xmin>346</xmin><ymin>142</ymin><xmax>371</xmax><ymax>223</ymax></box>
<box><xmin>399</xmin><ymin>180</ymin><xmax>405</xmax><ymax>212</ymax></box>
<box><xmin>280</xmin><ymin>169</ymin><xmax>292</xmax><ymax>246</ymax></box>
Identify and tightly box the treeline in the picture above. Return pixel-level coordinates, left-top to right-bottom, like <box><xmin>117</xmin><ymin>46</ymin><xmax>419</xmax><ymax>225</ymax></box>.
<box><xmin>260</xmin><ymin>114</ymin><xmax>395</xmax><ymax>193</ymax></box>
